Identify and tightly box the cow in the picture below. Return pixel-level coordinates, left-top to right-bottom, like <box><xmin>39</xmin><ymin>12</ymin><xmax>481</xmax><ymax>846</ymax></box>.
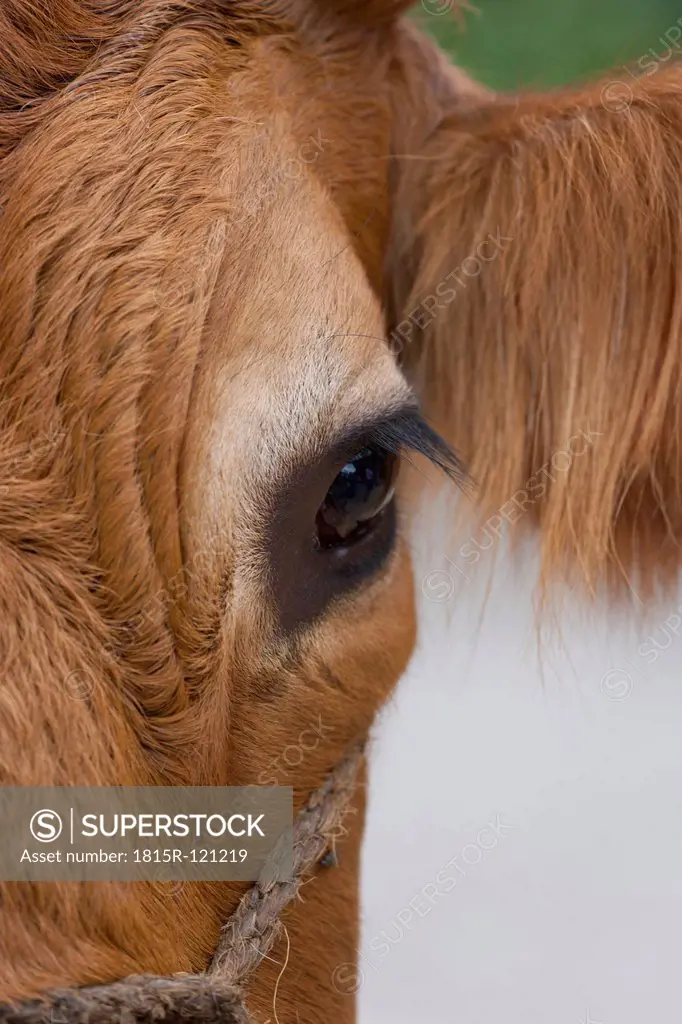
<box><xmin>0</xmin><ymin>1</ymin><xmax>679</xmax><ymax>1020</ymax></box>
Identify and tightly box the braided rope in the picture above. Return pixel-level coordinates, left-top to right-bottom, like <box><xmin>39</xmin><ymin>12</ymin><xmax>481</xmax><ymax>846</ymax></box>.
<box><xmin>211</xmin><ymin>745</ymin><xmax>363</xmax><ymax>985</ymax></box>
<box><xmin>0</xmin><ymin>746</ymin><xmax>364</xmax><ymax>1023</ymax></box>
<box><xmin>0</xmin><ymin>976</ymin><xmax>251</xmax><ymax>1024</ymax></box>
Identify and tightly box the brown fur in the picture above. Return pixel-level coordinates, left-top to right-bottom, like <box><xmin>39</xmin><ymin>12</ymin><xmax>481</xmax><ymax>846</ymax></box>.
<box><xmin>0</xmin><ymin>1</ymin><xmax>679</xmax><ymax>1021</ymax></box>
<box><xmin>390</xmin><ymin>67</ymin><xmax>682</xmax><ymax>598</ymax></box>
<box><xmin>0</xmin><ymin>3</ymin><xmax>418</xmax><ymax>1021</ymax></box>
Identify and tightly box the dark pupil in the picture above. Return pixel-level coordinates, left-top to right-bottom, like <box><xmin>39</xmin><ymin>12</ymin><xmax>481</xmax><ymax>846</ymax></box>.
<box><xmin>316</xmin><ymin>446</ymin><xmax>397</xmax><ymax>550</ymax></box>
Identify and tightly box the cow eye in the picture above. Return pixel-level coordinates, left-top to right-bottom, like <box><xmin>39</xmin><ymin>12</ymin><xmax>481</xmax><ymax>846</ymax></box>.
<box><xmin>315</xmin><ymin>445</ymin><xmax>398</xmax><ymax>550</ymax></box>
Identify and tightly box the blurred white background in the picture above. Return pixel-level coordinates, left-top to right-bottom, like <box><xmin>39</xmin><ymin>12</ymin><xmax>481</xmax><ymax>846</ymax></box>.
<box><xmin>360</xmin><ymin>498</ymin><xmax>682</xmax><ymax>1024</ymax></box>
<box><xmin>359</xmin><ymin>6</ymin><xmax>682</xmax><ymax>1020</ymax></box>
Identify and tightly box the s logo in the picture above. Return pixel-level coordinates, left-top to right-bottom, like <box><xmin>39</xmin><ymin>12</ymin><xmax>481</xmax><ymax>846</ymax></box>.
<box><xmin>29</xmin><ymin>809</ymin><xmax>63</xmax><ymax>843</ymax></box>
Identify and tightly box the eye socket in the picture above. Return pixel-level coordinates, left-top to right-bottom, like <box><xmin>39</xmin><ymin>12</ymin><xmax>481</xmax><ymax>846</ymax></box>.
<box><xmin>315</xmin><ymin>445</ymin><xmax>398</xmax><ymax>551</ymax></box>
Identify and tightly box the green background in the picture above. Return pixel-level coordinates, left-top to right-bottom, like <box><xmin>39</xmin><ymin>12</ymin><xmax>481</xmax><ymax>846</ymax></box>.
<box><xmin>415</xmin><ymin>0</ymin><xmax>682</xmax><ymax>89</ymax></box>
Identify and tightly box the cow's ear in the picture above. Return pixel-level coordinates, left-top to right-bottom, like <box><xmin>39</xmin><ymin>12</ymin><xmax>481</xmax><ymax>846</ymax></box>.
<box><xmin>389</xmin><ymin>65</ymin><xmax>682</xmax><ymax>595</ymax></box>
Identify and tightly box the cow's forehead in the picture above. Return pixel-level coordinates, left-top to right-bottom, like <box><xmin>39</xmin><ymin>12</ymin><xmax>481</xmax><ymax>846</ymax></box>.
<box><xmin>181</xmin><ymin>133</ymin><xmax>406</xmax><ymax>559</ymax></box>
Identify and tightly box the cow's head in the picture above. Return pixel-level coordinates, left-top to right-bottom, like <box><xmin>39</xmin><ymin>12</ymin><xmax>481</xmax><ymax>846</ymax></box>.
<box><xmin>4</xmin><ymin>0</ymin><xmax>680</xmax><ymax>1020</ymax></box>
<box><xmin>0</xmin><ymin>2</ymin><xmax>474</xmax><ymax>1020</ymax></box>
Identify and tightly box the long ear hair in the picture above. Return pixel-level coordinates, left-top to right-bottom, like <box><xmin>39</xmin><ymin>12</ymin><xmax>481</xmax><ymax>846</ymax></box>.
<box><xmin>389</xmin><ymin>66</ymin><xmax>682</xmax><ymax>596</ymax></box>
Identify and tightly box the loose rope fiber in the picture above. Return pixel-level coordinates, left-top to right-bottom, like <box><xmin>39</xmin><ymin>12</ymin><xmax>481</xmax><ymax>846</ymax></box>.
<box><xmin>0</xmin><ymin>746</ymin><xmax>364</xmax><ymax>1024</ymax></box>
